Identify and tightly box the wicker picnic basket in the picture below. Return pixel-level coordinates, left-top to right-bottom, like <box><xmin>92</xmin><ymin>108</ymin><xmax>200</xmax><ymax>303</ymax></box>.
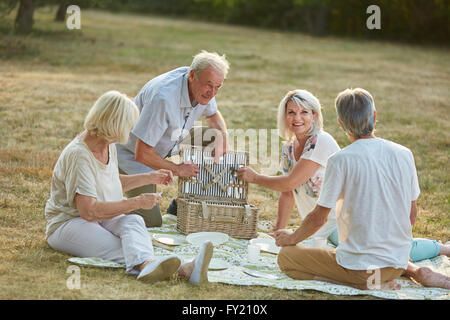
<box><xmin>176</xmin><ymin>146</ymin><xmax>258</xmax><ymax>239</ymax></box>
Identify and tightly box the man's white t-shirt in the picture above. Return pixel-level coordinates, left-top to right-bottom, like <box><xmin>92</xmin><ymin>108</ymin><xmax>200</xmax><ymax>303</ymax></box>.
<box><xmin>44</xmin><ymin>136</ymin><xmax>123</xmax><ymax>239</ymax></box>
<box><xmin>317</xmin><ymin>138</ymin><xmax>420</xmax><ymax>270</ymax></box>
<box><xmin>280</xmin><ymin>130</ymin><xmax>341</xmax><ymax>238</ymax></box>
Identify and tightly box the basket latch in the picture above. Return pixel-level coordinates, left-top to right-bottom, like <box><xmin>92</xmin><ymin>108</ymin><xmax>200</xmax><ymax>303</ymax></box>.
<box><xmin>201</xmin><ymin>201</ymin><xmax>210</xmax><ymax>219</ymax></box>
<box><xmin>244</xmin><ymin>204</ymin><xmax>251</xmax><ymax>218</ymax></box>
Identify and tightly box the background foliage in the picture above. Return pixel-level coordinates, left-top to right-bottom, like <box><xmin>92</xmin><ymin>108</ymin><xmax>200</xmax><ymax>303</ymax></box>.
<box><xmin>94</xmin><ymin>0</ymin><xmax>450</xmax><ymax>44</ymax></box>
<box><xmin>3</xmin><ymin>0</ymin><xmax>449</xmax><ymax>44</ymax></box>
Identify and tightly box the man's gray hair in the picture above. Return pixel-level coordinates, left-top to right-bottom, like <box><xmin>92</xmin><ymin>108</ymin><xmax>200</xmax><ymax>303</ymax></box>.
<box><xmin>190</xmin><ymin>50</ymin><xmax>230</xmax><ymax>79</ymax></box>
<box><xmin>335</xmin><ymin>88</ymin><xmax>376</xmax><ymax>138</ymax></box>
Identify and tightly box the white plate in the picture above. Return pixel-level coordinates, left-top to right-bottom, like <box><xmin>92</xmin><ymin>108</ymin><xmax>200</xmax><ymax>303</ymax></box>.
<box><xmin>152</xmin><ymin>234</ymin><xmax>185</xmax><ymax>246</ymax></box>
<box><xmin>250</xmin><ymin>238</ymin><xmax>281</xmax><ymax>255</ymax></box>
<box><xmin>243</xmin><ymin>269</ymin><xmax>281</xmax><ymax>280</ymax></box>
<box><xmin>186</xmin><ymin>232</ymin><xmax>229</xmax><ymax>247</ymax></box>
<box><xmin>208</xmin><ymin>258</ymin><xmax>231</xmax><ymax>270</ymax></box>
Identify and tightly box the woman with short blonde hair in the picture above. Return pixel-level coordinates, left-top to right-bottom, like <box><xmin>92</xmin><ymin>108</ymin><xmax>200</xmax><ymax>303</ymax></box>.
<box><xmin>84</xmin><ymin>90</ymin><xmax>139</xmax><ymax>145</ymax></box>
<box><xmin>45</xmin><ymin>90</ymin><xmax>214</xmax><ymax>285</ymax></box>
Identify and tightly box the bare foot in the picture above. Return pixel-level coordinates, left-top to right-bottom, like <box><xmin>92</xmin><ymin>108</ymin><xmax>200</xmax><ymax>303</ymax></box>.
<box><xmin>438</xmin><ymin>243</ymin><xmax>450</xmax><ymax>257</ymax></box>
<box><xmin>176</xmin><ymin>261</ymin><xmax>195</xmax><ymax>280</ymax></box>
<box><xmin>135</xmin><ymin>258</ymin><xmax>157</xmax><ymax>272</ymax></box>
<box><xmin>412</xmin><ymin>267</ymin><xmax>450</xmax><ymax>289</ymax></box>
<box><xmin>378</xmin><ymin>280</ymin><xmax>401</xmax><ymax>290</ymax></box>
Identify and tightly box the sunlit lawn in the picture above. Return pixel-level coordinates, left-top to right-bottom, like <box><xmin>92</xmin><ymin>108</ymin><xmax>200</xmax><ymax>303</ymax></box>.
<box><xmin>0</xmin><ymin>7</ymin><xmax>448</xmax><ymax>300</ymax></box>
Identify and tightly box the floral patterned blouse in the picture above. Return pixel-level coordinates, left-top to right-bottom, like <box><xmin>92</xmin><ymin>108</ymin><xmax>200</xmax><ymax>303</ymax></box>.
<box><xmin>282</xmin><ymin>134</ymin><xmax>322</xmax><ymax>197</ymax></box>
<box><xmin>280</xmin><ymin>130</ymin><xmax>341</xmax><ymax>238</ymax></box>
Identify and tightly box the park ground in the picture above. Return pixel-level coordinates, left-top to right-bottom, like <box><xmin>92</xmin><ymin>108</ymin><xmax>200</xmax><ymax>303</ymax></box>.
<box><xmin>0</xmin><ymin>7</ymin><xmax>449</xmax><ymax>299</ymax></box>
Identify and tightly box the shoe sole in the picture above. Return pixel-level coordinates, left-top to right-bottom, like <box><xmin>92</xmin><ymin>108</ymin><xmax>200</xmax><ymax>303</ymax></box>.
<box><xmin>138</xmin><ymin>257</ymin><xmax>181</xmax><ymax>283</ymax></box>
<box><xmin>198</xmin><ymin>242</ymin><xmax>214</xmax><ymax>286</ymax></box>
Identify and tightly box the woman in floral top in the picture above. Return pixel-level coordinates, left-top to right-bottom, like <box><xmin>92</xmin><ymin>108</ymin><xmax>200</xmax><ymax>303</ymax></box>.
<box><xmin>239</xmin><ymin>89</ymin><xmax>340</xmax><ymax>240</ymax></box>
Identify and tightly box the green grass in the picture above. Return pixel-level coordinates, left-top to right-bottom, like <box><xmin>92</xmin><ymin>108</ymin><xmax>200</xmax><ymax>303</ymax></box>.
<box><xmin>0</xmin><ymin>7</ymin><xmax>449</xmax><ymax>300</ymax></box>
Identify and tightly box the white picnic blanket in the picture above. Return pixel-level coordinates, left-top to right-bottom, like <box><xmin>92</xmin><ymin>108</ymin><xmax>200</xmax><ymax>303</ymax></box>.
<box><xmin>68</xmin><ymin>214</ymin><xmax>450</xmax><ymax>300</ymax></box>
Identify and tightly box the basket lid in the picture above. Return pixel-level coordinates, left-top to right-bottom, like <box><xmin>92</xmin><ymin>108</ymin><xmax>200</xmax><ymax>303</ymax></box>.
<box><xmin>177</xmin><ymin>146</ymin><xmax>250</xmax><ymax>203</ymax></box>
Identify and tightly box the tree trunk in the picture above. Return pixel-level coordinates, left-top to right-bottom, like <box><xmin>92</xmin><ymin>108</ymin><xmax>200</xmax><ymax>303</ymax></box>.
<box><xmin>55</xmin><ymin>3</ymin><xmax>68</xmax><ymax>22</ymax></box>
<box><xmin>304</xmin><ymin>7</ymin><xmax>315</xmax><ymax>35</ymax></box>
<box><xmin>303</xmin><ymin>2</ymin><xmax>329</xmax><ymax>37</ymax></box>
<box><xmin>15</xmin><ymin>0</ymin><xmax>36</xmax><ymax>34</ymax></box>
<box><xmin>314</xmin><ymin>3</ymin><xmax>328</xmax><ymax>37</ymax></box>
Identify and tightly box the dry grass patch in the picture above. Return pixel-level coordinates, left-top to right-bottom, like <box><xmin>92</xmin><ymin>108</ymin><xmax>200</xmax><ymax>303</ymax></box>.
<box><xmin>0</xmin><ymin>8</ymin><xmax>448</xmax><ymax>300</ymax></box>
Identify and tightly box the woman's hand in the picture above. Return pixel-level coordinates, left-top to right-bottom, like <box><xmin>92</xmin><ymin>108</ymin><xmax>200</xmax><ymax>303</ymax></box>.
<box><xmin>273</xmin><ymin>229</ymin><xmax>296</xmax><ymax>247</ymax></box>
<box><xmin>148</xmin><ymin>169</ymin><xmax>174</xmax><ymax>185</ymax></box>
<box><xmin>137</xmin><ymin>193</ymin><xmax>162</xmax><ymax>210</ymax></box>
<box><xmin>237</xmin><ymin>166</ymin><xmax>258</xmax><ymax>183</ymax></box>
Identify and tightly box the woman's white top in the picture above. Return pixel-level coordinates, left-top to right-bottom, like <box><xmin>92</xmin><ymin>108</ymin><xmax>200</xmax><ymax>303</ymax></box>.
<box><xmin>44</xmin><ymin>136</ymin><xmax>123</xmax><ymax>239</ymax></box>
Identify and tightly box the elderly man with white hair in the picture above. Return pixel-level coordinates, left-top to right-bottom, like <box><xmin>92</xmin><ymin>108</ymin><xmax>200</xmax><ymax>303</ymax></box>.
<box><xmin>45</xmin><ymin>91</ymin><xmax>214</xmax><ymax>285</ymax></box>
<box><xmin>116</xmin><ymin>50</ymin><xmax>231</xmax><ymax>227</ymax></box>
<box><xmin>274</xmin><ymin>88</ymin><xmax>450</xmax><ymax>290</ymax></box>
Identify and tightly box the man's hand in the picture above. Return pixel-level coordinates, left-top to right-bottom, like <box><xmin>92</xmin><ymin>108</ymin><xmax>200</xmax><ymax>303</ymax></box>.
<box><xmin>205</xmin><ymin>111</ymin><xmax>229</xmax><ymax>164</ymax></box>
<box><xmin>175</xmin><ymin>162</ymin><xmax>200</xmax><ymax>178</ymax></box>
<box><xmin>273</xmin><ymin>229</ymin><xmax>297</xmax><ymax>247</ymax></box>
<box><xmin>211</xmin><ymin>131</ymin><xmax>229</xmax><ymax>164</ymax></box>
<box><xmin>237</xmin><ymin>166</ymin><xmax>258</xmax><ymax>183</ymax></box>
<box><xmin>272</xmin><ymin>205</ymin><xmax>331</xmax><ymax>247</ymax></box>
<box><xmin>147</xmin><ymin>169</ymin><xmax>174</xmax><ymax>186</ymax></box>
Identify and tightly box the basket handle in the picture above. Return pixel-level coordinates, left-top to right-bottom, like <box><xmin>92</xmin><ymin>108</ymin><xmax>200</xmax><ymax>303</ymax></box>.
<box><xmin>211</xmin><ymin>214</ymin><xmax>242</xmax><ymax>223</ymax></box>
